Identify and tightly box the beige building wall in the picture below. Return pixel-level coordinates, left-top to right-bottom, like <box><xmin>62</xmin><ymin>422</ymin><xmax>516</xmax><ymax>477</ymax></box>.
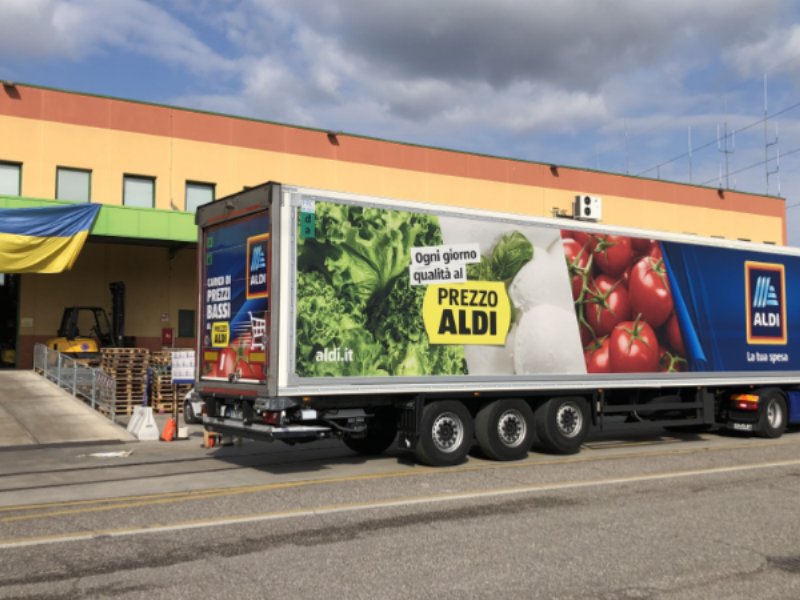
<box><xmin>0</xmin><ymin>84</ymin><xmax>787</xmax><ymax>367</ymax></box>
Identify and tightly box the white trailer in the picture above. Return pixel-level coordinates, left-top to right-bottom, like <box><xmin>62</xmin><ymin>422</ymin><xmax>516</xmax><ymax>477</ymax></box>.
<box><xmin>195</xmin><ymin>182</ymin><xmax>800</xmax><ymax>466</ymax></box>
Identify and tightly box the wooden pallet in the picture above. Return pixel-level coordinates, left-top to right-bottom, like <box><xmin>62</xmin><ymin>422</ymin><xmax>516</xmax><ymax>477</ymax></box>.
<box><xmin>153</xmin><ymin>400</ymin><xmax>183</xmax><ymax>414</ymax></box>
<box><xmin>98</xmin><ymin>401</ymin><xmax>139</xmax><ymax>417</ymax></box>
<box><xmin>102</xmin><ymin>347</ymin><xmax>150</xmax><ymax>356</ymax></box>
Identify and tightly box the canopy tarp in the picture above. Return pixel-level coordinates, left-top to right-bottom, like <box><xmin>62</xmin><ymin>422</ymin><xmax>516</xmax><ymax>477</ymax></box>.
<box><xmin>0</xmin><ymin>204</ymin><xmax>100</xmax><ymax>273</ymax></box>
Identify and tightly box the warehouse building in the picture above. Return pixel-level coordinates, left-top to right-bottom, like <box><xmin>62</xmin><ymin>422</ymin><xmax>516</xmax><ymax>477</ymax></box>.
<box><xmin>0</xmin><ymin>82</ymin><xmax>786</xmax><ymax>369</ymax></box>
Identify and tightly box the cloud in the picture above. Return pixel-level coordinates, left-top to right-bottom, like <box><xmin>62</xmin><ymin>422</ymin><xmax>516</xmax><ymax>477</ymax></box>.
<box><xmin>266</xmin><ymin>0</ymin><xmax>781</xmax><ymax>90</ymax></box>
<box><xmin>726</xmin><ymin>24</ymin><xmax>800</xmax><ymax>77</ymax></box>
<box><xmin>0</xmin><ymin>0</ymin><xmax>236</xmax><ymax>75</ymax></box>
<box><xmin>3</xmin><ymin>0</ymin><xmax>799</xmax><ymax>212</ymax></box>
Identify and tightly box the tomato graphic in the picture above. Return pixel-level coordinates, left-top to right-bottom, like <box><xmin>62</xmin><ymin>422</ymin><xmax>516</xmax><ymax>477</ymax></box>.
<box><xmin>659</xmin><ymin>346</ymin><xmax>687</xmax><ymax>372</ymax></box>
<box><xmin>249</xmin><ymin>362</ymin><xmax>266</xmax><ymax>380</ymax></box>
<box><xmin>579</xmin><ymin>321</ymin><xmax>594</xmax><ymax>347</ymax></box>
<box><xmin>609</xmin><ymin>318</ymin><xmax>659</xmax><ymax>373</ymax></box>
<box><xmin>235</xmin><ymin>359</ymin><xmax>255</xmax><ymax>379</ymax></box>
<box><xmin>593</xmin><ymin>235</ymin><xmax>634</xmax><ymax>277</ymax></box>
<box><xmin>631</xmin><ymin>237</ymin><xmax>652</xmax><ymax>256</ymax></box>
<box><xmin>561</xmin><ymin>230</ymin><xmax>597</xmax><ymax>252</ymax></box>
<box><xmin>628</xmin><ymin>257</ymin><xmax>673</xmax><ymax>328</ymax></box>
<box><xmin>215</xmin><ymin>347</ymin><xmax>239</xmax><ymax>377</ymax></box>
<box><xmin>585</xmin><ymin>275</ymin><xmax>632</xmax><ymax>336</ymax></box>
<box><xmin>666</xmin><ymin>313</ymin><xmax>686</xmax><ymax>356</ymax></box>
<box><xmin>563</xmin><ymin>238</ymin><xmax>592</xmax><ymax>300</ymax></box>
<box><xmin>203</xmin><ymin>363</ymin><xmax>219</xmax><ymax>377</ymax></box>
<box><xmin>648</xmin><ymin>242</ymin><xmax>663</xmax><ymax>261</ymax></box>
<box><xmin>585</xmin><ymin>336</ymin><xmax>611</xmax><ymax>373</ymax></box>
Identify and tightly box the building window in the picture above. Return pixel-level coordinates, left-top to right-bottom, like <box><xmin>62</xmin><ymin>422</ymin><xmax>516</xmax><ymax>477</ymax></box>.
<box><xmin>178</xmin><ymin>309</ymin><xmax>195</xmax><ymax>338</ymax></box>
<box><xmin>185</xmin><ymin>181</ymin><xmax>214</xmax><ymax>213</ymax></box>
<box><xmin>123</xmin><ymin>175</ymin><xmax>155</xmax><ymax>208</ymax></box>
<box><xmin>0</xmin><ymin>162</ymin><xmax>21</xmax><ymax>196</ymax></box>
<box><xmin>56</xmin><ymin>167</ymin><xmax>91</xmax><ymax>202</ymax></box>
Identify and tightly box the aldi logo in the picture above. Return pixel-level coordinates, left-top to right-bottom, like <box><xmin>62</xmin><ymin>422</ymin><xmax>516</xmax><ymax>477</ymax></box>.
<box><xmin>745</xmin><ymin>261</ymin><xmax>787</xmax><ymax>345</ymax></box>
<box><xmin>246</xmin><ymin>233</ymin><xmax>270</xmax><ymax>300</ymax></box>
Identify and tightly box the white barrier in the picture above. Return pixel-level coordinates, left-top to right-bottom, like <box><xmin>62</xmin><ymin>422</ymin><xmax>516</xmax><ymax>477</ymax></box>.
<box><xmin>127</xmin><ymin>406</ymin><xmax>160</xmax><ymax>441</ymax></box>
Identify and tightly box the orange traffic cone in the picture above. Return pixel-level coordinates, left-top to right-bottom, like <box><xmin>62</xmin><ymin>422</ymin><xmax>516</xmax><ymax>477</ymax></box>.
<box><xmin>160</xmin><ymin>417</ymin><xmax>176</xmax><ymax>442</ymax></box>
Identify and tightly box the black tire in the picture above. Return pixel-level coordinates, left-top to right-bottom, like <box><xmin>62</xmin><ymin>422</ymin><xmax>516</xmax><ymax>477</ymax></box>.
<box><xmin>534</xmin><ymin>396</ymin><xmax>590</xmax><ymax>454</ymax></box>
<box><xmin>343</xmin><ymin>410</ymin><xmax>398</xmax><ymax>455</ymax></box>
<box><xmin>415</xmin><ymin>401</ymin><xmax>474</xmax><ymax>467</ymax></box>
<box><xmin>475</xmin><ymin>399</ymin><xmax>535</xmax><ymax>461</ymax></box>
<box><xmin>757</xmin><ymin>391</ymin><xmax>787</xmax><ymax>439</ymax></box>
<box><xmin>183</xmin><ymin>400</ymin><xmax>199</xmax><ymax>425</ymax></box>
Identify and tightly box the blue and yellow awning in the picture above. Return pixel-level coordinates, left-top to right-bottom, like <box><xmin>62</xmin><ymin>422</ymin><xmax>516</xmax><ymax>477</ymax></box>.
<box><xmin>0</xmin><ymin>204</ymin><xmax>100</xmax><ymax>273</ymax></box>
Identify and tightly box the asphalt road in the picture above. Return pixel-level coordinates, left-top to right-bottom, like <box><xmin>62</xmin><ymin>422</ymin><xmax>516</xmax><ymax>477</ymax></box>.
<box><xmin>1</xmin><ymin>427</ymin><xmax>800</xmax><ymax>599</ymax></box>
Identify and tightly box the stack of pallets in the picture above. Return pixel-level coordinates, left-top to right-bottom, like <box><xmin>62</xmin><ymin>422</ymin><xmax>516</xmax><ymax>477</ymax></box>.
<box><xmin>148</xmin><ymin>350</ymin><xmax>189</xmax><ymax>414</ymax></box>
<box><xmin>100</xmin><ymin>348</ymin><xmax>150</xmax><ymax>416</ymax></box>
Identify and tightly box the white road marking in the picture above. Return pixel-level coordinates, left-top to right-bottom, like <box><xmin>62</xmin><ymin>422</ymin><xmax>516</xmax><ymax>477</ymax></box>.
<box><xmin>2</xmin><ymin>458</ymin><xmax>799</xmax><ymax>549</ymax></box>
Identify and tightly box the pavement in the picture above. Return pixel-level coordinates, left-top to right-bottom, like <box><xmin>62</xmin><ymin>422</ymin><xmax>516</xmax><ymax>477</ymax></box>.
<box><xmin>0</xmin><ymin>370</ymin><xmax>136</xmax><ymax>447</ymax></box>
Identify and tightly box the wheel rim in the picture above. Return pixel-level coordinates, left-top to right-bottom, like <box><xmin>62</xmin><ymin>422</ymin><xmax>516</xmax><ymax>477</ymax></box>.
<box><xmin>184</xmin><ymin>402</ymin><xmax>193</xmax><ymax>420</ymax></box>
<box><xmin>496</xmin><ymin>409</ymin><xmax>527</xmax><ymax>448</ymax></box>
<box><xmin>431</xmin><ymin>412</ymin><xmax>464</xmax><ymax>453</ymax></box>
<box><xmin>766</xmin><ymin>398</ymin><xmax>783</xmax><ymax>429</ymax></box>
<box><xmin>556</xmin><ymin>402</ymin><xmax>583</xmax><ymax>438</ymax></box>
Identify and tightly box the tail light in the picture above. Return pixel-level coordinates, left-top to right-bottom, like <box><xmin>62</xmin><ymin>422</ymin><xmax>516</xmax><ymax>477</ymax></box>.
<box><xmin>731</xmin><ymin>393</ymin><xmax>759</xmax><ymax>411</ymax></box>
<box><xmin>262</xmin><ymin>411</ymin><xmax>283</xmax><ymax>425</ymax></box>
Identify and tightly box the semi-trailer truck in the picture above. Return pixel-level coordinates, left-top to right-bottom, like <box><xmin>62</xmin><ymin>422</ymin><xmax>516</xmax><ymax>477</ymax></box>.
<box><xmin>195</xmin><ymin>182</ymin><xmax>800</xmax><ymax>466</ymax></box>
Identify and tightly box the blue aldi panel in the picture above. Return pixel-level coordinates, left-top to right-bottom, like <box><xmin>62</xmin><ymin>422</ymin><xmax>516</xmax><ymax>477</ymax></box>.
<box><xmin>662</xmin><ymin>243</ymin><xmax>798</xmax><ymax>372</ymax></box>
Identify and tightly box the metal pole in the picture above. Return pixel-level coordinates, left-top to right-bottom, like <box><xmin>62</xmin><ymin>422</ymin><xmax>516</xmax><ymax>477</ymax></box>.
<box><xmin>91</xmin><ymin>368</ymin><xmax>97</xmax><ymax>410</ymax></box>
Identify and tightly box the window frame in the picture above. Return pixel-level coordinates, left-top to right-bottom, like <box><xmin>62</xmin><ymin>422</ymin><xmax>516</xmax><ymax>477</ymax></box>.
<box><xmin>185</xmin><ymin>180</ymin><xmax>215</xmax><ymax>213</ymax></box>
<box><xmin>55</xmin><ymin>166</ymin><xmax>92</xmax><ymax>202</ymax></box>
<box><xmin>0</xmin><ymin>161</ymin><xmax>22</xmax><ymax>196</ymax></box>
<box><xmin>122</xmin><ymin>174</ymin><xmax>156</xmax><ymax>208</ymax></box>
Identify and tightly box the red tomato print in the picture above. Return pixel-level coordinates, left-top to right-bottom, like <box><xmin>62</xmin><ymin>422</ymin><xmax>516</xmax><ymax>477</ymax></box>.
<box><xmin>585</xmin><ymin>336</ymin><xmax>611</xmax><ymax>373</ymax></box>
<box><xmin>609</xmin><ymin>319</ymin><xmax>659</xmax><ymax>373</ymax></box>
<box><xmin>631</xmin><ymin>237</ymin><xmax>652</xmax><ymax>256</ymax></box>
<box><xmin>666</xmin><ymin>313</ymin><xmax>686</xmax><ymax>356</ymax></box>
<box><xmin>593</xmin><ymin>235</ymin><xmax>634</xmax><ymax>277</ymax></box>
<box><xmin>563</xmin><ymin>238</ymin><xmax>592</xmax><ymax>300</ymax></box>
<box><xmin>215</xmin><ymin>347</ymin><xmax>239</xmax><ymax>377</ymax></box>
<box><xmin>235</xmin><ymin>359</ymin><xmax>255</xmax><ymax>379</ymax></box>
<box><xmin>585</xmin><ymin>275</ymin><xmax>632</xmax><ymax>336</ymax></box>
<box><xmin>628</xmin><ymin>257</ymin><xmax>673</xmax><ymax>327</ymax></box>
<box><xmin>561</xmin><ymin>230</ymin><xmax>597</xmax><ymax>252</ymax></box>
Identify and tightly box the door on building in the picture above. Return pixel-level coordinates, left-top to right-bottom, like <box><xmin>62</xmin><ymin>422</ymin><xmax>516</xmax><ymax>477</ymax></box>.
<box><xmin>0</xmin><ymin>274</ymin><xmax>19</xmax><ymax>367</ymax></box>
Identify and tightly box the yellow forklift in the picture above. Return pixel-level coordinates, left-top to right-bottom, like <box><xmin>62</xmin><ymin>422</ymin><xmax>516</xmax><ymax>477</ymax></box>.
<box><xmin>46</xmin><ymin>282</ymin><xmax>127</xmax><ymax>363</ymax></box>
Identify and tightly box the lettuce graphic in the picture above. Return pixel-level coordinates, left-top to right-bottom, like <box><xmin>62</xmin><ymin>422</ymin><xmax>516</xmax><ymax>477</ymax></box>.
<box><xmin>467</xmin><ymin>230</ymin><xmax>534</xmax><ymax>325</ymax></box>
<box><xmin>296</xmin><ymin>202</ymin><xmax>466</xmax><ymax>377</ymax></box>
<box><xmin>467</xmin><ymin>231</ymin><xmax>533</xmax><ymax>283</ymax></box>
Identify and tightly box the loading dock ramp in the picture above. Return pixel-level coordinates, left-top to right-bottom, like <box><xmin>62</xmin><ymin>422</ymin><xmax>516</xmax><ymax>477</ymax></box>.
<box><xmin>0</xmin><ymin>371</ymin><xmax>134</xmax><ymax>448</ymax></box>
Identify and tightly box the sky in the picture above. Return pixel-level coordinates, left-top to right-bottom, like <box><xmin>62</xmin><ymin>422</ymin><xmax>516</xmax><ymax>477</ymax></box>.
<box><xmin>1</xmin><ymin>0</ymin><xmax>800</xmax><ymax>243</ymax></box>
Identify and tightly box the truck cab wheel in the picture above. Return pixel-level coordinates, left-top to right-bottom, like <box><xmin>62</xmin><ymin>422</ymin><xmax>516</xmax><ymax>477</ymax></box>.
<box><xmin>475</xmin><ymin>399</ymin><xmax>534</xmax><ymax>461</ymax></box>
<box><xmin>183</xmin><ymin>399</ymin><xmax>200</xmax><ymax>425</ymax></box>
<box><xmin>415</xmin><ymin>401</ymin><xmax>474</xmax><ymax>467</ymax></box>
<box><xmin>343</xmin><ymin>411</ymin><xmax>398</xmax><ymax>455</ymax></box>
<box><xmin>534</xmin><ymin>396</ymin><xmax>589</xmax><ymax>454</ymax></box>
<box><xmin>756</xmin><ymin>392</ymin><xmax>787</xmax><ymax>439</ymax></box>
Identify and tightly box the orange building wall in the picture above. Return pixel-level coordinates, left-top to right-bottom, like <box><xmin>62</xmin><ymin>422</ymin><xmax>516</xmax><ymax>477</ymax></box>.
<box><xmin>17</xmin><ymin>243</ymin><xmax>197</xmax><ymax>364</ymax></box>
<box><xmin>0</xmin><ymin>84</ymin><xmax>785</xmax><ymax>243</ymax></box>
<box><xmin>0</xmin><ymin>83</ymin><xmax>787</xmax><ymax>368</ymax></box>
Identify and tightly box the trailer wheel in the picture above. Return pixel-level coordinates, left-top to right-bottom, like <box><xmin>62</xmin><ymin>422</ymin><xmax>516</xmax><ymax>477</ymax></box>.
<box><xmin>415</xmin><ymin>401</ymin><xmax>474</xmax><ymax>467</ymax></box>
<box><xmin>343</xmin><ymin>410</ymin><xmax>398</xmax><ymax>455</ymax></box>
<box><xmin>757</xmin><ymin>391</ymin><xmax>787</xmax><ymax>439</ymax></box>
<box><xmin>534</xmin><ymin>396</ymin><xmax>589</xmax><ymax>454</ymax></box>
<box><xmin>183</xmin><ymin>399</ymin><xmax>201</xmax><ymax>425</ymax></box>
<box><xmin>475</xmin><ymin>399</ymin><xmax>534</xmax><ymax>461</ymax></box>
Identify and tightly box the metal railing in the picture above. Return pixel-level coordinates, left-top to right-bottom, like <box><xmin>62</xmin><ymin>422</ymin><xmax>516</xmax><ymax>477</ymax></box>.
<box><xmin>33</xmin><ymin>343</ymin><xmax>120</xmax><ymax>422</ymax></box>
